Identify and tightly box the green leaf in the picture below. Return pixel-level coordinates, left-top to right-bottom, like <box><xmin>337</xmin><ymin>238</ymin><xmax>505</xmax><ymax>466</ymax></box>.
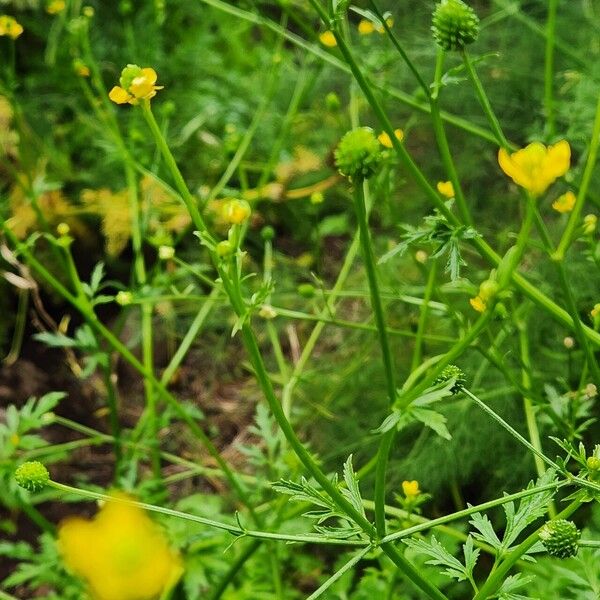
<box><xmin>341</xmin><ymin>455</ymin><xmax>366</xmax><ymax>517</ymax></box>
<box><xmin>404</xmin><ymin>535</ymin><xmax>472</xmax><ymax>582</ymax></box>
<box><xmin>469</xmin><ymin>511</ymin><xmax>503</xmax><ymax>551</ymax></box>
<box><xmin>411</xmin><ymin>407</ymin><xmax>452</xmax><ymax>440</ymax></box>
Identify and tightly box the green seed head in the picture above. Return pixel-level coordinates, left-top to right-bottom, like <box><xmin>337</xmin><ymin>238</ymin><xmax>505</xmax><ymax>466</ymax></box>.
<box><xmin>434</xmin><ymin>364</ymin><xmax>466</xmax><ymax>394</ymax></box>
<box><xmin>119</xmin><ymin>64</ymin><xmax>143</xmax><ymax>91</ymax></box>
<box><xmin>15</xmin><ymin>461</ymin><xmax>50</xmax><ymax>492</ymax></box>
<box><xmin>539</xmin><ymin>519</ymin><xmax>580</xmax><ymax>559</ymax></box>
<box><xmin>334</xmin><ymin>127</ymin><xmax>382</xmax><ymax>180</ymax></box>
<box><xmin>432</xmin><ymin>0</ymin><xmax>480</xmax><ymax>51</ymax></box>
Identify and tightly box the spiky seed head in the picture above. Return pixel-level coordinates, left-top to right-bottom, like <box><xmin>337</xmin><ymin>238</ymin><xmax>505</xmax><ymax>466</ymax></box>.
<box><xmin>15</xmin><ymin>461</ymin><xmax>50</xmax><ymax>492</ymax></box>
<box><xmin>539</xmin><ymin>519</ymin><xmax>580</xmax><ymax>559</ymax></box>
<box><xmin>432</xmin><ymin>0</ymin><xmax>480</xmax><ymax>51</ymax></box>
<box><xmin>334</xmin><ymin>127</ymin><xmax>382</xmax><ymax>180</ymax></box>
<box><xmin>434</xmin><ymin>364</ymin><xmax>466</xmax><ymax>394</ymax></box>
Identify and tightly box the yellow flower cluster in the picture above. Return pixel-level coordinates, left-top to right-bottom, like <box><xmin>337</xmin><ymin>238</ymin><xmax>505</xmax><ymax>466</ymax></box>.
<box><xmin>58</xmin><ymin>494</ymin><xmax>183</xmax><ymax>600</ymax></box>
<box><xmin>378</xmin><ymin>128</ymin><xmax>404</xmax><ymax>148</ymax></box>
<box><xmin>109</xmin><ymin>65</ymin><xmax>163</xmax><ymax>105</ymax></box>
<box><xmin>498</xmin><ymin>140</ymin><xmax>570</xmax><ymax>196</ymax></box>
<box><xmin>0</xmin><ymin>15</ymin><xmax>23</xmax><ymax>39</ymax></box>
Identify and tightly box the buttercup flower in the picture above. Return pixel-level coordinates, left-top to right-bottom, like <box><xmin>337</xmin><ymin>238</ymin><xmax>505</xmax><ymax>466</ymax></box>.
<box><xmin>0</xmin><ymin>15</ymin><xmax>24</xmax><ymax>39</ymax></box>
<box><xmin>437</xmin><ymin>180</ymin><xmax>455</xmax><ymax>198</ymax></box>
<box><xmin>402</xmin><ymin>480</ymin><xmax>420</xmax><ymax>498</ymax></box>
<box><xmin>222</xmin><ymin>199</ymin><xmax>251</xmax><ymax>225</ymax></box>
<box><xmin>498</xmin><ymin>140</ymin><xmax>570</xmax><ymax>196</ymax></box>
<box><xmin>47</xmin><ymin>0</ymin><xmax>66</xmax><ymax>14</ymax></box>
<box><xmin>552</xmin><ymin>190</ymin><xmax>576</xmax><ymax>213</ymax></box>
<box><xmin>109</xmin><ymin>65</ymin><xmax>163</xmax><ymax>105</ymax></box>
<box><xmin>591</xmin><ymin>303</ymin><xmax>600</xmax><ymax>319</ymax></box>
<box><xmin>58</xmin><ymin>494</ymin><xmax>183</xmax><ymax>600</ymax></box>
<box><xmin>73</xmin><ymin>59</ymin><xmax>90</xmax><ymax>77</ymax></box>
<box><xmin>319</xmin><ymin>31</ymin><xmax>337</xmax><ymax>47</ymax></box>
<box><xmin>378</xmin><ymin>129</ymin><xmax>404</xmax><ymax>148</ymax></box>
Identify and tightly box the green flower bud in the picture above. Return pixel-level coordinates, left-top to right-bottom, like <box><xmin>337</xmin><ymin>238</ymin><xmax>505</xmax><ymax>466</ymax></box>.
<box><xmin>216</xmin><ymin>240</ymin><xmax>234</xmax><ymax>257</ymax></box>
<box><xmin>432</xmin><ymin>0</ymin><xmax>479</xmax><ymax>51</ymax></box>
<box><xmin>434</xmin><ymin>364</ymin><xmax>466</xmax><ymax>394</ymax></box>
<box><xmin>539</xmin><ymin>519</ymin><xmax>580</xmax><ymax>559</ymax></box>
<box><xmin>297</xmin><ymin>283</ymin><xmax>316</xmax><ymax>298</ymax></box>
<box><xmin>587</xmin><ymin>456</ymin><xmax>600</xmax><ymax>471</ymax></box>
<box><xmin>334</xmin><ymin>127</ymin><xmax>382</xmax><ymax>180</ymax></box>
<box><xmin>261</xmin><ymin>225</ymin><xmax>275</xmax><ymax>242</ymax></box>
<box><xmin>15</xmin><ymin>461</ymin><xmax>50</xmax><ymax>492</ymax></box>
<box><xmin>326</xmin><ymin>92</ymin><xmax>341</xmax><ymax>112</ymax></box>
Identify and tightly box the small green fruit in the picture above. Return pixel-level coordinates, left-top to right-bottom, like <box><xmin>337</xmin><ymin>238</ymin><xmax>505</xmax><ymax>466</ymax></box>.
<box><xmin>334</xmin><ymin>127</ymin><xmax>382</xmax><ymax>180</ymax></box>
<box><xmin>539</xmin><ymin>519</ymin><xmax>580</xmax><ymax>559</ymax></box>
<box><xmin>432</xmin><ymin>0</ymin><xmax>480</xmax><ymax>51</ymax></box>
<box><xmin>15</xmin><ymin>461</ymin><xmax>50</xmax><ymax>492</ymax></box>
<box><xmin>434</xmin><ymin>364</ymin><xmax>466</xmax><ymax>394</ymax></box>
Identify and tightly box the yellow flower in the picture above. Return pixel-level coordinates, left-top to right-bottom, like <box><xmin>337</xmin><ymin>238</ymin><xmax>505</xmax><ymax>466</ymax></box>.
<box><xmin>551</xmin><ymin>190</ymin><xmax>576</xmax><ymax>213</ymax></box>
<box><xmin>376</xmin><ymin>17</ymin><xmax>394</xmax><ymax>33</ymax></box>
<box><xmin>46</xmin><ymin>0</ymin><xmax>66</xmax><ymax>14</ymax></box>
<box><xmin>591</xmin><ymin>303</ymin><xmax>600</xmax><ymax>319</ymax></box>
<box><xmin>358</xmin><ymin>19</ymin><xmax>375</xmax><ymax>35</ymax></box>
<box><xmin>470</xmin><ymin>295</ymin><xmax>486</xmax><ymax>313</ymax></box>
<box><xmin>437</xmin><ymin>180</ymin><xmax>455</xmax><ymax>198</ymax></box>
<box><xmin>498</xmin><ymin>140</ymin><xmax>570</xmax><ymax>196</ymax></box>
<box><xmin>319</xmin><ymin>30</ymin><xmax>337</xmax><ymax>47</ymax></box>
<box><xmin>0</xmin><ymin>15</ymin><xmax>24</xmax><ymax>39</ymax></box>
<box><xmin>402</xmin><ymin>480</ymin><xmax>420</xmax><ymax>498</ymax></box>
<box><xmin>378</xmin><ymin>129</ymin><xmax>404</xmax><ymax>148</ymax></box>
<box><xmin>221</xmin><ymin>199</ymin><xmax>251</xmax><ymax>225</ymax></box>
<box><xmin>58</xmin><ymin>494</ymin><xmax>183</xmax><ymax>600</ymax></box>
<box><xmin>109</xmin><ymin>65</ymin><xmax>163</xmax><ymax>105</ymax></box>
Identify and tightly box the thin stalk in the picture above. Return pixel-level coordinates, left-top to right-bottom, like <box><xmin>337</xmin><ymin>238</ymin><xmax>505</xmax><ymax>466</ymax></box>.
<box><xmin>366</xmin><ymin>0</ymin><xmax>429</xmax><ymax>96</ymax></box>
<box><xmin>461</xmin><ymin>48</ymin><xmax>510</xmax><ymax>150</ymax></box>
<box><xmin>381</xmin><ymin>481</ymin><xmax>564</xmax><ymax>544</ymax></box>
<box><xmin>411</xmin><ymin>259</ymin><xmax>437</xmax><ymax>372</ymax></box>
<box><xmin>554</xmin><ymin>94</ymin><xmax>600</xmax><ymax>260</ymax></box>
<box><xmin>353</xmin><ymin>180</ymin><xmax>396</xmax><ymax>538</ymax></box>
<box><xmin>518</xmin><ymin>318</ymin><xmax>557</xmax><ymax>517</ymax></box>
<box><xmin>306</xmin><ymin>546</ymin><xmax>373</xmax><ymax>600</ymax></box>
<box><xmin>544</xmin><ymin>0</ymin><xmax>559</xmax><ymax>136</ymax></box>
<box><xmin>430</xmin><ymin>48</ymin><xmax>473</xmax><ymax>225</ymax></box>
<box><xmin>463</xmin><ymin>387</ymin><xmax>560</xmax><ymax>471</ymax></box>
<box><xmin>46</xmin><ymin>479</ymin><xmax>366</xmax><ymax>546</ymax></box>
<box><xmin>474</xmin><ymin>499</ymin><xmax>582</xmax><ymax>600</ymax></box>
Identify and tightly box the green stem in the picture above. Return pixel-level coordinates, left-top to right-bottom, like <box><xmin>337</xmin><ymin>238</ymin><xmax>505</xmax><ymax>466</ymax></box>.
<box><xmin>306</xmin><ymin>546</ymin><xmax>373</xmax><ymax>600</ymax></box>
<box><xmin>353</xmin><ymin>179</ymin><xmax>396</xmax><ymax>538</ymax></box>
<box><xmin>463</xmin><ymin>388</ymin><xmax>559</xmax><ymax>471</ymax></box>
<box><xmin>474</xmin><ymin>499</ymin><xmax>582</xmax><ymax>600</ymax></box>
<box><xmin>411</xmin><ymin>259</ymin><xmax>437</xmax><ymax>372</ymax></box>
<box><xmin>430</xmin><ymin>48</ymin><xmax>473</xmax><ymax>225</ymax></box>
<box><xmin>554</xmin><ymin>94</ymin><xmax>600</xmax><ymax>260</ymax></box>
<box><xmin>544</xmin><ymin>0</ymin><xmax>559</xmax><ymax>136</ymax></box>
<box><xmin>461</xmin><ymin>49</ymin><xmax>510</xmax><ymax>150</ymax></box>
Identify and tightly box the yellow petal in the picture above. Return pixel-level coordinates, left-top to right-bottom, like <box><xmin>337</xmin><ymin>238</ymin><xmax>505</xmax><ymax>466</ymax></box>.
<box><xmin>140</xmin><ymin>67</ymin><xmax>158</xmax><ymax>85</ymax></box>
<box><xmin>358</xmin><ymin>19</ymin><xmax>375</xmax><ymax>35</ymax></box>
<box><xmin>108</xmin><ymin>86</ymin><xmax>131</xmax><ymax>104</ymax></box>
<box><xmin>545</xmin><ymin>140</ymin><xmax>571</xmax><ymax>180</ymax></box>
<box><xmin>378</xmin><ymin>132</ymin><xmax>392</xmax><ymax>148</ymax></box>
<box><xmin>319</xmin><ymin>31</ymin><xmax>337</xmax><ymax>47</ymax></box>
<box><xmin>437</xmin><ymin>180</ymin><xmax>455</xmax><ymax>198</ymax></box>
<box><xmin>552</xmin><ymin>190</ymin><xmax>576</xmax><ymax>213</ymax></box>
<box><xmin>470</xmin><ymin>296</ymin><xmax>486</xmax><ymax>313</ymax></box>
